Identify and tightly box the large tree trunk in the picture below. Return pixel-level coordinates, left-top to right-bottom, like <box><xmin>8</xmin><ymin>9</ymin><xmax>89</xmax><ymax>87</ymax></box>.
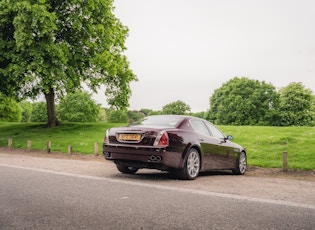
<box><xmin>44</xmin><ymin>88</ymin><xmax>60</xmax><ymax>128</ymax></box>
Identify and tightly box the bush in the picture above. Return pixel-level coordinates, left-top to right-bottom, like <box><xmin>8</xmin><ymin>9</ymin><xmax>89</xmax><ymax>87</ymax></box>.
<box><xmin>108</xmin><ymin>110</ymin><xmax>128</xmax><ymax>123</ymax></box>
<box><xmin>31</xmin><ymin>102</ymin><xmax>47</xmax><ymax>122</ymax></box>
<box><xmin>0</xmin><ymin>94</ymin><xmax>22</xmax><ymax>122</ymax></box>
<box><xmin>58</xmin><ymin>91</ymin><xmax>100</xmax><ymax>122</ymax></box>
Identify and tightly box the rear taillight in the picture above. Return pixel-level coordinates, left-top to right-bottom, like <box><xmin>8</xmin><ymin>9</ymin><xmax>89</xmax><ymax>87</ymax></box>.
<box><xmin>104</xmin><ymin>130</ymin><xmax>109</xmax><ymax>143</ymax></box>
<box><xmin>154</xmin><ymin>131</ymin><xmax>169</xmax><ymax>147</ymax></box>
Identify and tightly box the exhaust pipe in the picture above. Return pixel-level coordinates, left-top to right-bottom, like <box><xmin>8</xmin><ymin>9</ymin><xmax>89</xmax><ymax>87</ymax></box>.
<box><xmin>149</xmin><ymin>155</ymin><xmax>156</xmax><ymax>161</ymax></box>
<box><xmin>104</xmin><ymin>152</ymin><xmax>111</xmax><ymax>158</ymax></box>
<box><xmin>149</xmin><ymin>155</ymin><xmax>162</xmax><ymax>162</ymax></box>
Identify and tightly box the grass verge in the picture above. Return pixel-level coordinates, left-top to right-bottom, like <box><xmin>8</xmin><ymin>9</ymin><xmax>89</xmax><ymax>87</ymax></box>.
<box><xmin>0</xmin><ymin>122</ymin><xmax>314</xmax><ymax>170</ymax></box>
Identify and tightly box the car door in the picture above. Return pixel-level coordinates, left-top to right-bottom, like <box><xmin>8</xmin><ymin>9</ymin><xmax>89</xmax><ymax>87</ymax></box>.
<box><xmin>204</xmin><ymin>121</ymin><xmax>236</xmax><ymax>169</ymax></box>
<box><xmin>189</xmin><ymin>119</ymin><xmax>227</xmax><ymax>170</ymax></box>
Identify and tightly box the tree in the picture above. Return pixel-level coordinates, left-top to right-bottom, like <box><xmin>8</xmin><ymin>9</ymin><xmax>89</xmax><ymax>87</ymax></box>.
<box><xmin>98</xmin><ymin>108</ymin><xmax>107</xmax><ymax>122</ymax></box>
<box><xmin>206</xmin><ymin>77</ymin><xmax>280</xmax><ymax>125</ymax></box>
<box><xmin>0</xmin><ymin>1</ymin><xmax>136</xmax><ymax>127</ymax></box>
<box><xmin>190</xmin><ymin>111</ymin><xmax>206</xmax><ymax>119</ymax></box>
<box><xmin>31</xmin><ymin>102</ymin><xmax>47</xmax><ymax>122</ymax></box>
<box><xmin>20</xmin><ymin>101</ymin><xmax>32</xmax><ymax>122</ymax></box>
<box><xmin>0</xmin><ymin>93</ymin><xmax>22</xmax><ymax>122</ymax></box>
<box><xmin>279</xmin><ymin>82</ymin><xmax>314</xmax><ymax>126</ymax></box>
<box><xmin>162</xmin><ymin>100</ymin><xmax>191</xmax><ymax>115</ymax></box>
<box><xmin>57</xmin><ymin>91</ymin><xmax>100</xmax><ymax>122</ymax></box>
<box><xmin>139</xmin><ymin>109</ymin><xmax>153</xmax><ymax>116</ymax></box>
<box><xmin>127</xmin><ymin>110</ymin><xmax>145</xmax><ymax>123</ymax></box>
<box><xmin>148</xmin><ymin>110</ymin><xmax>162</xmax><ymax>116</ymax></box>
<box><xmin>108</xmin><ymin>110</ymin><xmax>128</xmax><ymax>123</ymax></box>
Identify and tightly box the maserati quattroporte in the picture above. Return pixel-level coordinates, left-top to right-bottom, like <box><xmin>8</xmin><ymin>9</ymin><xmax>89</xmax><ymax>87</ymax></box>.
<box><xmin>103</xmin><ymin>115</ymin><xmax>247</xmax><ymax>180</ymax></box>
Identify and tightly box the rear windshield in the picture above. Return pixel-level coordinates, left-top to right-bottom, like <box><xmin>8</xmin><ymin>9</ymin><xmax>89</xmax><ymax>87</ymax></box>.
<box><xmin>131</xmin><ymin>116</ymin><xmax>183</xmax><ymax>128</ymax></box>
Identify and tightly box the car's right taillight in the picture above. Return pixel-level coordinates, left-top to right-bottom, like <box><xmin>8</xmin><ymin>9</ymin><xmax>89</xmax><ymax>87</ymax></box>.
<box><xmin>104</xmin><ymin>129</ymin><xmax>109</xmax><ymax>143</ymax></box>
<box><xmin>154</xmin><ymin>131</ymin><xmax>169</xmax><ymax>147</ymax></box>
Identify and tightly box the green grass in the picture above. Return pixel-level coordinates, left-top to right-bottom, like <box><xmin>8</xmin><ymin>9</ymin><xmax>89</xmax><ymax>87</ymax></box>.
<box><xmin>0</xmin><ymin>122</ymin><xmax>125</xmax><ymax>155</ymax></box>
<box><xmin>0</xmin><ymin>122</ymin><xmax>314</xmax><ymax>170</ymax></box>
<box><xmin>219</xmin><ymin>126</ymin><xmax>315</xmax><ymax>170</ymax></box>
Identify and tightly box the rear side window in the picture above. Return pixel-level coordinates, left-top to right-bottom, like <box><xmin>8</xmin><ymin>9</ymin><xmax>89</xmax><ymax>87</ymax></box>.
<box><xmin>205</xmin><ymin>122</ymin><xmax>225</xmax><ymax>139</ymax></box>
<box><xmin>190</xmin><ymin>120</ymin><xmax>211</xmax><ymax>136</ymax></box>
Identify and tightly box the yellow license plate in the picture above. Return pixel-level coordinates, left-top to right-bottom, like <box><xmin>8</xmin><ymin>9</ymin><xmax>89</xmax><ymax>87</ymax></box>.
<box><xmin>118</xmin><ymin>133</ymin><xmax>141</xmax><ymax>141</ymax></box>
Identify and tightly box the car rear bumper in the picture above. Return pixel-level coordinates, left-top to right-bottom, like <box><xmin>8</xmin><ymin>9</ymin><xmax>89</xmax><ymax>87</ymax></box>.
<box><xmin>103</xmin><ymin>144</ymin><xmax>184</xmax><ymax>170</ymax></box>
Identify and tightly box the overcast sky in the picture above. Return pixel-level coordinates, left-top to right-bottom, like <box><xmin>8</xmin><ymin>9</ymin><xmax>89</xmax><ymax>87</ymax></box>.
<box><xmin>94</xmin><ymin>0</ymin><xmax>315</xmax><ymax>112</ymax></box>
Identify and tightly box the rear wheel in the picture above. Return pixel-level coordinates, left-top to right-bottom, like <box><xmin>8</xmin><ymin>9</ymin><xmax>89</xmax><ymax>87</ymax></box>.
<box><xmin>232</xmin><ymin>152</ymin><xmax>247</xmax><ymax>175</ymax></box>
<box><xmin>116</xmin><ymin>165</ymin><xmax>139</xmax><ymax>174</ymax></box>
<box><xmin>177</xmin><ymin>148</ymin><xmax>200</xmax><ymax>180</ymax></box>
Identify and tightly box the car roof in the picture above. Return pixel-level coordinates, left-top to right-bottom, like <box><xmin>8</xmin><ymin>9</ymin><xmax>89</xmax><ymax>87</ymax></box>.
<box><xmin>147</xmin><ymin>114</ymin><xmax>205</xmax><ymax>121</ymax></box>
<box><xmin>147</xmin><ymin>114</ymin><xmax>196</xmax><ymax>119</ymax></box>
<box><xmin>144</xmin><ymin>115</ymin><xmax>209</xmax><ymax>126</ymax></box>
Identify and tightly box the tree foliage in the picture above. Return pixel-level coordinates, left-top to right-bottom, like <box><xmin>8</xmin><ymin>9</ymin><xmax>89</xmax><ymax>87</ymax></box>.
<box><xmin>207</xmin><ymin>77</ymin><xmax>280</xmax><ymax>125</ymax></box>
<box><xmin>108</xmin><ymin>110</ymin><xmax>128</xmax><ymax>123</ymax></box>
<box><xmin>139</xmin><ymin>109</ymin><xmax>154</xmax><ymax>116</ymax></box>
<box><xmin>0</xmin><ymin>0</ymin><xmax>136</xmax><ymax>127</ymax></box>
<box><xmin>98</xmin><ymin>108</ymin><xmax>107</xmax><ymax>122</ymax></box>
<box><xmin>127</xmin><ymin>110</ymin><xmax>145</xmax><ymax>123</ymax></box>
<box><xmin>162</xmin><ymin>100</ymin><xmax>191</xmax><ymax>115</ymax></box>
<box><xmin>57</xmin><ymin>91</ymin><xmax>100</xmax><ymax>122</ymax></box>
<box><xmin>0</xmin><ymin>93</ymin><xmax>22</xmax><ymax>122</ymax></box>
<box><xmin>279</xmin><ymin>82</ymin><xmax>314</xmax><ymax>126</ymax></box>
<box><xmin>20</xmin><ymin>101</ymin><xmax>32</xmax><ymax>122</ymax></box>
<box><xmin>191</xmin><ymin>111</ymin><xmax>206</xmax><ymax>119</ymax></box>
<box><xmin>31</xmin><ymin>102</ymin><xmax>47</xmax><ymax>122</ymax></box>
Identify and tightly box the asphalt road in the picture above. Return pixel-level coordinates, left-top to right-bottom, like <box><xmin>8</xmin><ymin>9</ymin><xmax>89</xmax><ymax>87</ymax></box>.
<box><xmin>0</xmin><ymin>157</ymin><xmax>314</xmax><ymax>230</ymax></box>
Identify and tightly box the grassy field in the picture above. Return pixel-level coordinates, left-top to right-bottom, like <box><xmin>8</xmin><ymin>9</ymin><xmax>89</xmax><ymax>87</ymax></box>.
<box><xmin>219</xmin><ymin>125</ymin><xmax>315</xmax><ymax>170</ymax></box>
<box><xmin>0</xmin><ymin>122</ymin><xmax>314</xmax><ymax>170</ymax></box>
<box><xmin>0</xmin><ymin>122</ymin><xmax>120</xmax><ymax>155</ymax></box>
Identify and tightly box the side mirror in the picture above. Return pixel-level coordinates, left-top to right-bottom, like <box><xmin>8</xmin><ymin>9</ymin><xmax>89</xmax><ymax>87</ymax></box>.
<box><xmin>226</xmin><ymin>135</ymin><xmax>234</xmax><ymax>141</ymax></box>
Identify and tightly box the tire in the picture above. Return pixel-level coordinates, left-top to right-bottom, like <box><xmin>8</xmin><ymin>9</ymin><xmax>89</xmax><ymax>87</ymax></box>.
<box><xmin>177</xmin><ymin>148</ymin><xmax>200</xmax><ymax>180</ymax></box>
<box><xmin>232</xmin><ymin>152</ymin><xmax>247</xmax><ymax>175</ymax></box>
<box><xmin>116</xmin><ymin>164</ymin><xmax>139</xmax><ymax>174</ymax></box>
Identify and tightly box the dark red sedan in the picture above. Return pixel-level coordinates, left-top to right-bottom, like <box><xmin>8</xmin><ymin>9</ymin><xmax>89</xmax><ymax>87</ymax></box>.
<box><xmin>103</xmin><ymin>115</ymin><xmax>247</xmax><ymax>179</ymax></box>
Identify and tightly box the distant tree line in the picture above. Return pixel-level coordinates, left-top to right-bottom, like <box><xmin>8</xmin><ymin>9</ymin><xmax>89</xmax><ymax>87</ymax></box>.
<box><xmin>0</xmin><ymin>77</ymin><xmax>314</xmax><ymax>126</ymax></box>
<box><xmin>206</xmin><ymin>77</ymin><xmax>314</xmax><ymax>126</ymax></box>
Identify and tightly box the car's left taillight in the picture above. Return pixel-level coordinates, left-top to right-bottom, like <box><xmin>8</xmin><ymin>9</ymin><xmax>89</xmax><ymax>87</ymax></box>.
<box><xmin>153</xmin><ymin>131</ymin><xmax>169</xmax><ymax>147</ymax></box>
